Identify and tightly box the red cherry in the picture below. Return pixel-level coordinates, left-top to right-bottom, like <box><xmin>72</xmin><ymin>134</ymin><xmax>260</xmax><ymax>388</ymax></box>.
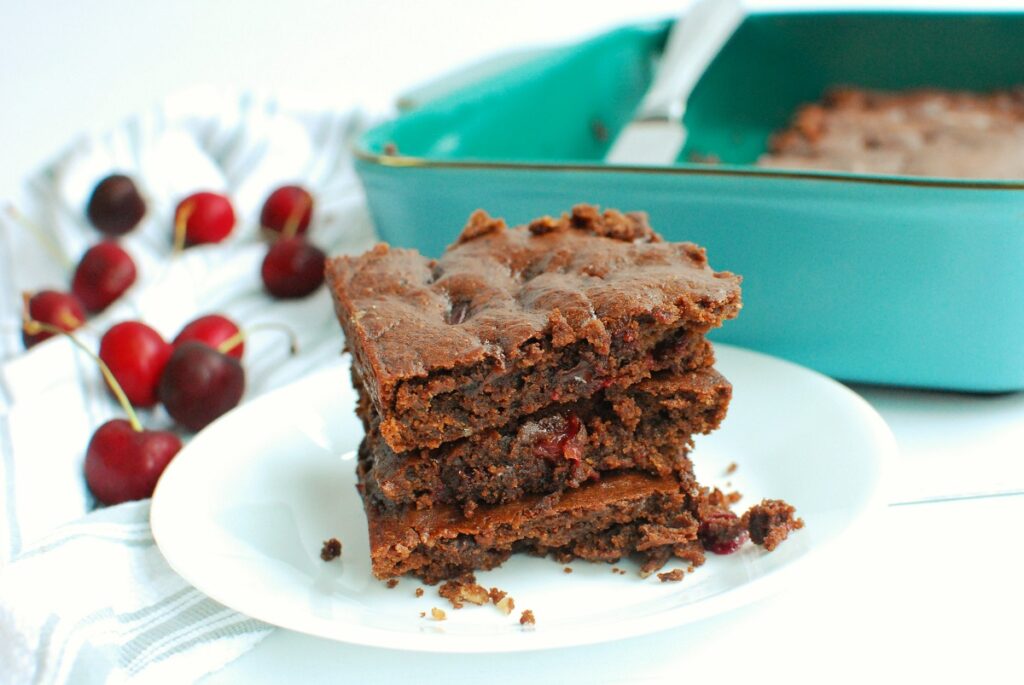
<box><xmin>174</xmin><ymin>192</ymin><xmax>235</xmax><ymax>247</ymax></box>
<box><xmin>99</xmin><ymin>322</ymin><xmax>172</xmax><ymax>408</ymax></box>
<box><xmin>21</xmin><ymin>290</ymin><xmax>86</xmax><ymax>349</ymax></box>
<box><xmin>158</xmin><ymin>341</ymin><xmax>245</xmax><ymax>432</ymax></box>
<box><xmin>86</xmin><ymin>174</ymin><xmax>146</xmax><ymax>236</ymax></box>
<box><xmin>261</xmin><ymin>237</ymin><xmax>326</xmax><ymax>299</ymax></box>
<box><xmin>84</xmin><ymin>419</ymin><xmax>181</xmax><ymax>505</ymax></box>
<box><xmin>172</xmin><ymin>314</ymin><xmax>243</xmax><ymax>360</ymax></box>
<box><xmin>260</xmin><ymin>185</ymin><xmax>313</xmax><ymax>237</ymax></box>
<box><xmin>72</xmin><ymin>240</ymin><xmax>137</xmax><ymax>312</ymax></box>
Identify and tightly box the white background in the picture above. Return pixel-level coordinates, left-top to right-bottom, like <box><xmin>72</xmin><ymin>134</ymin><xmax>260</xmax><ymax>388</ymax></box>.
<box><xmin>2</xmin><ymin>1</ymin><xmax>1024</xmax><ymax>683</ymax></box>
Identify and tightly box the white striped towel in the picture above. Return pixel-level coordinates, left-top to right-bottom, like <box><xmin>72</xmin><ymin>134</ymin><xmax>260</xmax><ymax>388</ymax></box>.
<box><xmin>0</xmin><ymin>88</ymin><xmax>376</xmax><ymax>683</ymax></box>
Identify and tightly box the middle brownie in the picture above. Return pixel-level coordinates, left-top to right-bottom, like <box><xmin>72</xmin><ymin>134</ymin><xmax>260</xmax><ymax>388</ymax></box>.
<box><xmin>357</xmin><ymin>367</ymin><xmax>732</xmax><ymax>515</ymax></box>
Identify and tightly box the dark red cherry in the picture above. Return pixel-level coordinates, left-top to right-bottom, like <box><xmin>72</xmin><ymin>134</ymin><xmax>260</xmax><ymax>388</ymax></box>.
<box><xmin>99</xmin><ymin>321</ymin><xmax>173</xmax><ymax>408</ymax></box>
<box><xmin>21</xmin><ymin>290</ymin><xmax>85</xmax><ymax>349</ymax></box>
<box><xmin>84</xmin><ymin>419</ymin><xmax>181</xmax><ymax>505</ymax></box>
<box><xmin>172</xmin><ymin>314</ymin><xmax>243</xmax><ymax>360</ymax></box>
<box><xmin>261</xmin><ymin>237</ymin><xmax>326</xmax><ymax>299</ymax></box>
<box><xmin>86</xmin><ymin>174</ymin><xmax>146</xmax><ymax>236</ymax></box>
<box><xmin>260</xmin><ymin>185</ymin><xmax>313</xmax><ymax>237</ymax></box>
<box><xmin>72</xmin><ymin>240</ymin><xmax>137</xmax><ymax>312</ymax></box>
<box><xmin>174</xmin><ymin>192</ymin><xmax>235</xmax><ymax>247</ymax></box>
<box><xmin>158</xmin><ymin>341</ymin><xmax>245</xmax><ymax>432</ymax></box>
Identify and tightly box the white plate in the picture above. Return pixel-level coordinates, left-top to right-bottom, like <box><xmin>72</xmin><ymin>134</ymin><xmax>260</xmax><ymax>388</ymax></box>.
<box><xmin>151</xmin><ymin>344</ymin><xmax>894</xmax><ymax>653</ymax></box>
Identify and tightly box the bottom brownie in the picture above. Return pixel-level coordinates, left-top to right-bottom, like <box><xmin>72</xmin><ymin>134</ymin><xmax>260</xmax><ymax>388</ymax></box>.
<box><xmin>359</xmin><ymin>461</ymin><xmax>805</xmax><ymax>583</ymax></box>
<box><xmin>362</xmin><ymin>470</ymin><xmax>707</xmax><ymax>584</ymax></box>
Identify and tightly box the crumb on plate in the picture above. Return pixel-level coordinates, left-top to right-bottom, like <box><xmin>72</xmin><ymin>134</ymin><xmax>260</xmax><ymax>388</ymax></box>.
<box><xmin>319</xmin><ymin>538</ymin><xmax>342</xmax><ymax>561</ymax></box>
<box><xmin>439</xmin><ymin>575</ymin><xmax>489</xmax><ymax>609</ymax></box>
<box><xmin>657</xmin><ymin>568</ymin><xmax>685</xmax><ymax>583</ymax></box>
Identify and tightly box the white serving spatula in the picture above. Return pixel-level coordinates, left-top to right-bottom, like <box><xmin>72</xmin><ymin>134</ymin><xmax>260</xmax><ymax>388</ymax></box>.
<box><xmin>605</xmin><ymin>0</ymin><xmax>745</xmax><ymax>166</ymax></box>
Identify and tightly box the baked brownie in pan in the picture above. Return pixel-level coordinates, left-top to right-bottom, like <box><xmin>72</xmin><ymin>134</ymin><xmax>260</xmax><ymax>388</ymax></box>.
<box><xmin>358</xmin><ymin>367</ymin><xmax>732</xmax><ymax>514</ymax></box>
<box><xmin>326</xmin><ymin>204</ymin><xmax>742</xmax><ymax>453</ymax></box>
<box><xmin>361</xmin><ymin>469</ymin><xmax>708</xmax><ymax>584</ymax></box>
<box><xmin>759</xmin><ymin>87</ymin><xmax>1024</xmax><ymax>179</ymax></box>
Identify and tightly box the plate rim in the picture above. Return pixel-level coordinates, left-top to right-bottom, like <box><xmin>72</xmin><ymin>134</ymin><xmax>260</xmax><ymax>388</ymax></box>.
<box><xmin>151</xmin><ymin>343</ymin><xmax>896</xmax><ymax>653</ymax></box>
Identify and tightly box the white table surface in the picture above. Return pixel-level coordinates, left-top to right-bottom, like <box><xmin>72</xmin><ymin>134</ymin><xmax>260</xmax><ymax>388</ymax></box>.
<box><xmin>3</xmin><ymin>1</ymin><xmax>1023</xmax><ymax>683</ymax></box>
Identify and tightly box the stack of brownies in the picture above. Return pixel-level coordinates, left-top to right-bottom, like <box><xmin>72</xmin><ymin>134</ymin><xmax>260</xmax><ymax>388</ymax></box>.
<box><xmin>327</xmin><ymin>205</ymin><xmax>797</xmax><ymax>584</ymax></box>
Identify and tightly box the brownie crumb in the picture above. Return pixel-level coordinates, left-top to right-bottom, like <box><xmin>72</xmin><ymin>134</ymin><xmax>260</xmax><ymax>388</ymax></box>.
<box><xmin>431</xmin><ymin>607</ymin><xmax>446</xmax><ymax>621</ymax></box>
<box><xmin>382</xmin><ymin>142</ymin><xmax>399</xmax><ymax>156</ymax></box>
<box><xmin>415</xmin><ymin>588</ymin><xmax>424</xmax><ymax>598</ymax></box>
<box><xmin>386</xmin><ymin>579</ymin><xmax>399</xmax><ymax>589</ymax></box>
<box><xmin>563</xmin><ymin>566</ymin><xmax>573</xmax><ymax>574</ymax></box>
<box><xmin>419</xmin><ymin>611</ymin><xmax>426</xmax><ymax>618</ymax></box>
<box><xmin>725</xmin><ymin>462</ymin><xmax>738</xmax><ymax>475</ymax></box>
<box><xmin>439</xmin><ymin>576</ymin><xmax>490</xmax><ymax>609</ymax></box>
<box><xmin>488</xmin><ymin>587</ymin><xmax>507</xmax><ymax>604</ymax></box>
<box><xmin>658</xmin><ymin>569</ymin><xmax>686</xmax><ymax>583</ymax></box>
<box><xmin>698</xmin><ymin>507</ymin><xmax>749</xmax><ymax>555</ymax></box>
<box><xmin>708</xmin><ymin>487</ymin><xmax>742</xmax><ymax>506</ymax></box>
<box><xmin>519</xmin><ymin>609</ymin><xmax>536</xmax><ymax>626</ymax></box>
<box><xmin>496</xmin><ymin>596</ymin><xmax>515</xmax><ymax>616</ymax></box>
<box><xmin>743</xmin><ymin>499</ymin><xmax>804</xmax><ymax>551</ymax></box>
<box><xmin>319</xmin><ymin>538</ymin><xmax>342</xmax><ymax>561</ymax></box>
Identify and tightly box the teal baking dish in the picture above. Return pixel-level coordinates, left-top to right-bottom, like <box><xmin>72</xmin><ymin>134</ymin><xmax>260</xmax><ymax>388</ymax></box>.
<box><xmin>354</xmin><ymin>11</ymin><xmax>1024</xmax><ymax>392</ymax></box>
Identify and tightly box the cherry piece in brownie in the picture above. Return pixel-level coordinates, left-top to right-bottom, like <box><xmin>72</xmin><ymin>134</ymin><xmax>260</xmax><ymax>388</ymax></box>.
<box><xmin>326</xmin><ymin>205</ymin><xmax>742</xmax><ymax>453</ymax></box>
<box><xmin>357</xmin><ymin>367</ymin><xmax>732</xmax><ymax>514</ymax></box>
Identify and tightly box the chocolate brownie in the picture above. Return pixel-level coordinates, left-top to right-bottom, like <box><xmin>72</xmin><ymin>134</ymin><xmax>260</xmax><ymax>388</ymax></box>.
<box><xmin>759</xmin><ymin>87</ymin><xmax>1024</xmax><ymax>179</ymax></box>
<box><xmin>326</xmin><ymin>205</ymin><xmax>742</xmax><ymax>453</ymax></box>
<box><xmin>362</xmin><ymin>470</ymin><xmax>708</xmax><ymax>583</ymax></box>
<box><xmin>357</xmin><ymin>367</ymin><xmax>732</xmax><ymax>514</ymax></box>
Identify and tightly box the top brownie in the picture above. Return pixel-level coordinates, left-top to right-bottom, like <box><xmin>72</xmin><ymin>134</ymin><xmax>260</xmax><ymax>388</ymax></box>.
<box><xmin>759</xmin><ymin>87</ymin><xmax>1024</xmax><ymax>179</ymax></box>
<box><xmin>326</xmin><ymin>205</ymin><xmax>741</xmax><ymax>453</ymax></box>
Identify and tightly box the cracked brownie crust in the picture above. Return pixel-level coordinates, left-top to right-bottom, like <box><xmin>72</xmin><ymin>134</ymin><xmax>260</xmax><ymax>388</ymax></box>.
<box><xmin>358</xmin><ymin>367</ymin><xmax>732</xmax><ymax>513</ymax></box>
<box><xmin>326</xmin><ymin>204</ymin><xmax>742</xmax><ymax>453</ymax></box>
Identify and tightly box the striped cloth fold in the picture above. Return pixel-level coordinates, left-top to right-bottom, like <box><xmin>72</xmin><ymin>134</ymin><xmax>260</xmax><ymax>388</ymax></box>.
<box><xmin>0</xmin><ymin>502</ymin><xmax>271</xmax><ymax>684</ymax></box>
<box><xmin>0</xmin><ymin>88</ymin><xmax>376</xmax><ymax>683</ymax></box>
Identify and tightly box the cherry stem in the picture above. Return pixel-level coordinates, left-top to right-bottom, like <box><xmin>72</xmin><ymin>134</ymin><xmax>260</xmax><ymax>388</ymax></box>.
<box><xmin>5</xmin><ymin>205</ymin><xmax>74</xmax><ymax>270</ymax></box>
<box><xmin>281</xmin><ymin>193</ymin><xmax>311</xmax><ymax>240</ymax></box>
<box><xmin>217</xmin><ymin>322</ymin><xmax>300</xmax><ymax>357</ymax></box>
<box><xmin>172</xmin><ymin>201</ymin><xmax>194</xmax><ymax>254</ymax></box>
<box><xmin>21</xmin><ymin>293</ymin><xmax>143</xmax><ymax>433</ymax></box>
